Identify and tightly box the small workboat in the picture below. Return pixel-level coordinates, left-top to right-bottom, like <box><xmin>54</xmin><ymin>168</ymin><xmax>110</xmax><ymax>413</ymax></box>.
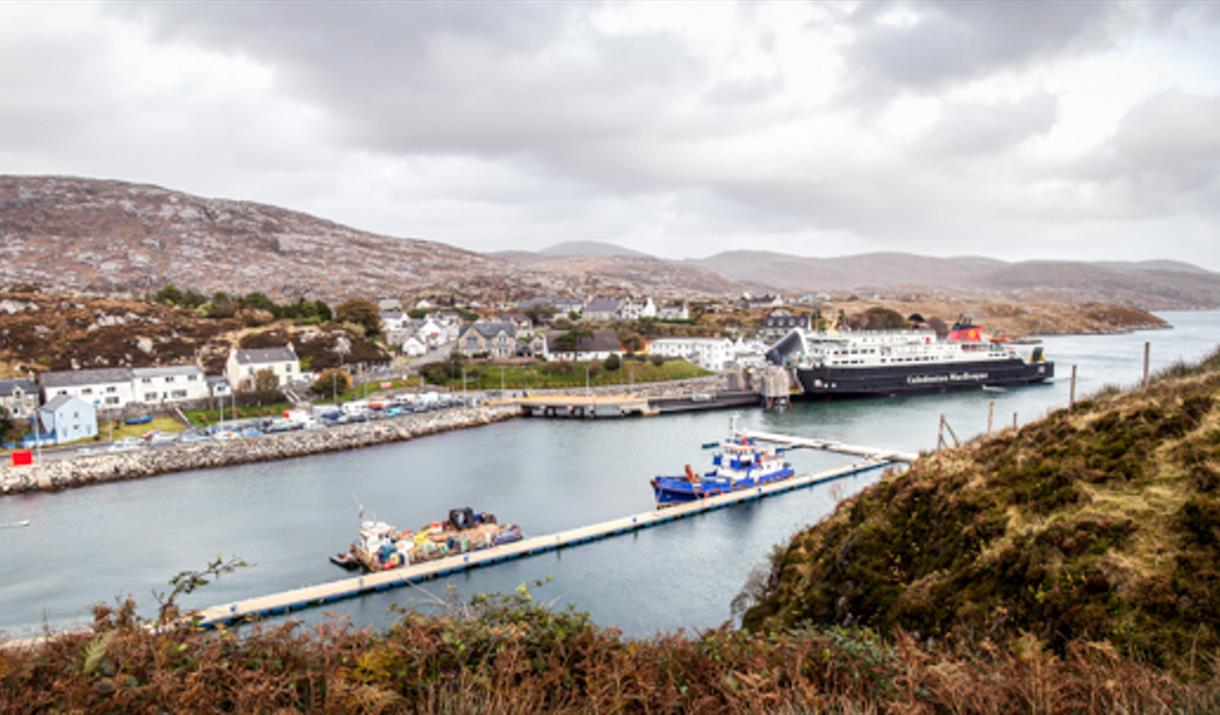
<box><xmin>333</xmin><ymin>507</ymin><xmax>523</xmax><ymax>572</ymax></box>
<box><xmin>0</xmin><ymin>519</ymin><xmax>30</xmax><ymax>529</ymax></box>
<box><xmin>651</xmin><ymin>416</ymin><xmax>794</xmax><ymax>507</ymax></box>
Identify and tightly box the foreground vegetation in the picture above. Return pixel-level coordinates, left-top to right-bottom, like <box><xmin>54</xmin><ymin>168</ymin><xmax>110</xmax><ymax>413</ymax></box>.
<box><xmin>2</xmin><ymin>588</ymin><xmax>1215</xmax><ymax>714</ymax></box>
<box><xmin>422</xmin><ymin>356</ymin><xmax>709</xmax><ymax>390</ymax></box>
<box><xmin>746</xmin><ymin>347</ymin><xmax>1220</xmax><ymax>679</ymax></box>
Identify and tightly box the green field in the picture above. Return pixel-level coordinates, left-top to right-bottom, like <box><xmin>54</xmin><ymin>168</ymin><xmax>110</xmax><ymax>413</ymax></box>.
<box><xmin>104</xmin><ymin>415</ymin><xmax>186</xmax><ymax>441</ymax></box>
<box><xmin>426</xmin><ymin>358</ymin><xmax>709</xmax><ymax>390</ymax></box>
<box><xmin>183</xmin><ymin>402</ymin><xmax>293</xmax><ymax>427</ymax></box>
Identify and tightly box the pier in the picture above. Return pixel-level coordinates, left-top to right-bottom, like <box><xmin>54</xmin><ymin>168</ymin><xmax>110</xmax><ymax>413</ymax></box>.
<box><xmin>197</xmin><ymin>459</ymin><xmax>896</xmax><ymax>627</ymax></box>
<box><xmin>510</xmin><ymin>390</ymin><xmax>763</xmax><ymax>419</ymax></box>
<box><xmin>741</xmin><ymin>430</ymin><xmax>920</xmax><ymax>463</ymax></box>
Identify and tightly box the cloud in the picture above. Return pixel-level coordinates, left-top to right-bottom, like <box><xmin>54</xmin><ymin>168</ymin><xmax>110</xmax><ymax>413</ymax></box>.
<box><xmin>0</xmin><ymin>0</ymin><xmax>1216</xmax><ymax>270</ymax></box>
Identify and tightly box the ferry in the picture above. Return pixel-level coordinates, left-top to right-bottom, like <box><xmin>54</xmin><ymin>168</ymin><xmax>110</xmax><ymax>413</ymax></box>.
<box><xmin>330</xmin><ymin>507</ymin><xmax>523</xmax><ymax>572</ymax></box>
<box><xmin>766</xmin><ymin>317</ymin><xmax>1053</xmax><ymax>398</ymax></box>
<box><xmin>650</xmin><ymin>417</ymin><xmax>795</xmax><ymax>507</ymax></box>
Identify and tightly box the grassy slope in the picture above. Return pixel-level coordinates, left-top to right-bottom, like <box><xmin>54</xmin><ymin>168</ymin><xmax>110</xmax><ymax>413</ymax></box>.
<box><xmin>428</xmin><ymin>359</ymin><xmax>709</xmax><ymax>390</ymax></box>
<box><xmin>745</xmin><ymin>349</ymin><xmax>1220</xmax><ymax>676</ymax></box>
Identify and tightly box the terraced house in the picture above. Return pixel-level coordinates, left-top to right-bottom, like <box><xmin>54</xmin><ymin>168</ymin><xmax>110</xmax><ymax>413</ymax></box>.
<box><xmin>0</xmin><ymin>378</ymin><xmax>39</xmax><ymax>419</ymax></box>
<box><xmin>225</xmin><ymin>346</ymin><xmax>301</xmax><ymax>390</ymax></box>
<box><xmin>457</xmin><ymin>321</ymin><xmax>516</xmax><ymax>359</ymax></box>
<box><xmin>41</xmin><ymin>367</ymin><xmax>136</xmax><ymax>410</ymax></box>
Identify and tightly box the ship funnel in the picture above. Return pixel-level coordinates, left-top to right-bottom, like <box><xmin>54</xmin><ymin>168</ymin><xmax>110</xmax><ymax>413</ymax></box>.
<box><xmin>765</xmin><ymin>329</ymin><xmax>805</xmax><ymax>365</ymax></box>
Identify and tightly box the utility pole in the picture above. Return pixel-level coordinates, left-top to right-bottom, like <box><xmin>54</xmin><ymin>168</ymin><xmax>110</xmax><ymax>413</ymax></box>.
<box><xmin>332</xmin><ymin>370</ymin><xmax>337</xmax><ymax>404</ymax></box>
<box><xmin>500</xmin><ymin>365</ymin><xmax>505</xmax><ymax>392</ymax></box>
<box><xmin>1142</xmin><ymin>342</ymin><xmax>1151</xmax><ymax>388</ymax></box>
<box><xmin>986</xmin><ymin>401</ymin><xmax>994</xmax><ymax>433</ymax></box>
<box><xmin>1069</xmin><ymin>364</ymin><xmax>1077</xmax><ymax>407</ymax></box>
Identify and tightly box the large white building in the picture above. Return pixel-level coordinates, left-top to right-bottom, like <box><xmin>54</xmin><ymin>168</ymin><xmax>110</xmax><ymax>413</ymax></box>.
<box><xmin>41</xmin><ymin>367</ymin><xmax>137</xmax><ymax>410</ymax></box>
<box><xmin>225</xmin><ymin>346</ymin><xmax>302</xmax><ymax>390</ymax></box>
<box><xmin>648</xmin><ymin>337</ymin><xmax>735</xmax><ymax>372</ymax></box>
<box><xmin>42</xmin><ymin>365</ymin><xmax>215</xmax><ymax>410</ymax></box>
<box><xmin>131</xmin><ymin>365</ymin><xmax>209</xmax><ymax>404</ymax></box>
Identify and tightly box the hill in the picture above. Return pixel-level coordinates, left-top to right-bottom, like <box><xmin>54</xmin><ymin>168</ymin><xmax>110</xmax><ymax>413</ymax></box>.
<box><xmin>744</xmin><ymin>348</ymin><xmax>1220</xmax><ymax>676</ymax></box>
<box><xmin>696</xmin><ymin>250</ymin><xmax>1220</xmax><ymax>309</ymax></box>
<box><xmin>537</xmin><ymin>240</ymin><xmax>649</xmax><ymax>258</ymax></box>
<box><xmin>0</xmin><ymin>176</ymin><xmax>735</xmax><ymax>301</ymax></box>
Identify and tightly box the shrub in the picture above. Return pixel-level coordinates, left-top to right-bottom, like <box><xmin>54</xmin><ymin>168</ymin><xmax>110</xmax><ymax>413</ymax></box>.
<box><xmin>603</xmin><ymin>353</ymin><xmax>621</xmax><ymax>371</ymax></box>
<box><xmin>651</xmin><ymin>354</ymin><xmax>665</xmax><ymax>367</ymax></box>
<box><xmin>312</xmin><ymin>368</ymin><xmax>351</xmax><ymax>396</ymax></box>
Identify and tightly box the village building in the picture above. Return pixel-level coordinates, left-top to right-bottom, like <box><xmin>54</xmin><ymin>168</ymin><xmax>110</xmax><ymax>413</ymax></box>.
<box><xmin>657</xmin><ymin>302</ymin><xmax>690</xmax><ymax>321</ymax></box>
<box><xmin>36</xmin><ymin>394</ymin><xmax>97</xmax><ymax>445</ymax></box>
<box><xmin>206</xmin><ymin>375</ymin><xmax>233</xmax><ymax>398</ymax></box>
<box><xmin>131</xmin><ymin>365</ymin><xmax>209</xmax><ymax>404</ymax></box>
<box><xmin>762</xmin><ymin>311</ymin><xmax>811</xmax><ymax>340</ymax></box>
<box><xmin>544</xmin><ymin>329</ymin><xmax>624</xmax><ymax>362</ymax></box>
<box><xmin>376</xmin><ymin>298</ymin><xmax>403</xmax><ymax>312</ymax></box>
<box><xmin>0</xmin><ymin>378</ymin><xmax>39</xmax><ymax>419</ymax></box>
<box><xmin>457</xmin><ymin>321</ymin><xmax>517</xmax><ymax>360</ymax></box>
<box><xmin>583</xmin><ymin>298</ymin><xmax>622</xmax><ymax>323</ymax></box>
<box><xmin>648</xmin><ymin>337</ymin><xmax>734</xmax><ymax>372</ymax></box>
<box><xmin>41</xmin><ymin>367</ymin><xmax>136</xmax><ymax>410</ymax></box>
<box><xmin>225</xmin><ymin>346</ymin><xmax>301</xmax><ymax>391</ymax></box>
<box><xmin>401</xmin><ymin>336</ymin><xmax>427</xmax><ymax>357</ymax></box>
<box><xmin>618</xmin><ymin>297</ymin><xmax>657</xmax><ymax>320</ymax></box>
<box><xmin>379</xmin><ymin>309</ymin><xmax>409</xmax><ymax>333</ymax></box>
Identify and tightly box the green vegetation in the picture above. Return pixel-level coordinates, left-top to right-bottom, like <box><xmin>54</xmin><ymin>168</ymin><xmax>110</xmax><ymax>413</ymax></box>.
<box><xmin>745</xmin><ymin>347</ymin><xmax>1220</xmax><ymax>679</ymax></box>
<box><xmin>326</xmin><ymin>376</ymin><xmax>423</xmax><ymax>404</ymax></box>
<box><xmin>1</xmin><ymin>585</ymin><xmax>1213</xmax><ymax>712</ymax></box>
<box><xmin>183</xmin><ymin>402</ymin><xmax>292</xmax><ymax>426</ymax></box>
<box><xmin>335</xmin><ymin>298</ymin><xmax>383</xmax><ymax>338</ymax></box>
<box><xmin>151</xmin><ymin>284</ymin><xmax>333</xmax><ymax>325</ymax></box>
<box><xmin>421</xmin><ymin>357</ymin><xmax>708</xmax><ymax>390</ymax></box>
<box><xmin>104</xmin><ymin>416</ymin><xmax>186</xmax><ymax>441</ymax></box>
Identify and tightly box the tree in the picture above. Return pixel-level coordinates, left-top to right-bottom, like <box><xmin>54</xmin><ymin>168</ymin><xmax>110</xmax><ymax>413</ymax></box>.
<box><xmin>253</xmin><ymin>369</ymin><xmax>280</xmax><ymax>393</ymax></box>
<box><xmin>153</xmin><ymin>284</ymin><xmax>184</xmax><ymax>306</ymax></box>
<box><xmin>651</xmin><ymin>354</ymin><xmax>665</xmax><ymax>367</ymax></box>
<box><xmin>0</xmin><ymin>405</ymin><xmax>18</xmax><ymax>445</ymax></box>
<box><xmin>603</xmin><ymin>353</ymin><xmax>621</xmax><ymax>371</ymax></box>
<box><xmin>860</xmin><ymin>307</ymin><xmax>907</xmax><ymax>331</ymax></box>
<box><xmin>312</xmin><ymin>368</ymin><xmax>351</xmax><ymax>396</ymax></box>
<box><xmin>336</xmin><ymin>299</ymin><xmax>383</xmax><ymax>338</ymax></box>
<box><xmin>927</xmin><ymin>316</ymin><xmax>950</xmax><ymax>338</ymax></box>
<box><xmin>553</xmin><ymin>326</ymin><xmax>593</xmax><ymax>351</ymax></box>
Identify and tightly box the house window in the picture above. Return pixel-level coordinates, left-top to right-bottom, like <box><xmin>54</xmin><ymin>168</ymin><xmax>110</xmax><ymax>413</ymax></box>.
<box><xmin>285</xmin><ymin>365</ymin><xmax>292</xmax><ymax>373</ymax></box>
<box><xmin>82</xmin><ymin>388</ymin><xmax>93</xmax><ymax>395</ymax></box>
<box><xmin>142</xmin><ymin>377</ymin><xmax>151</xmax><ymax>383</ymax></box>
<box><xmin>171</xmin><ymin>390</ymin><xmax>187</xmax><ymax>399</ymax></box>
<box><xmin>105</xmin><ymin>396</ymin><xmax>119</xmax><ymax>405</ymax></box>
<box><xmin>145</xmin><ymin>392</ymin><xmax>157</xmax><ymax>401</ymax></box>
<box><xmin>165</xmin><ymin>376</ymin><xmax>175</xmax><ymax>383</ymax></box>
<box><xmin>187</xmin><ymin>374</ymin><xmax>197</xmax><ymax>381</ymax></box>
<box><xmin>247</xmin><ymin>368</ymin><xmax>255</xmax><ymax>376</ymax></box>
<box><xmin>106</xmin><ymin>386</ymin><xmax>117</xmax><ymax>393</ymax></box>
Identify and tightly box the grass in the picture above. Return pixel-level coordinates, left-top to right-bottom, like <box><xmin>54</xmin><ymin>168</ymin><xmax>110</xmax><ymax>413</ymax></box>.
<box><xmin>744</xmin><ymin>348</ymin><xmax>1220</xmax><ymax>677</ymax></box>
<box><xmin>426</xmin><ymin>358</ymin><xmax>709</xmax><ymax>391</ymax></box>
<box><xmin>321</xmin><ymin>376</ymin><xmax>424</xmax><ymax>404</ymax></box>
<box><xmin>183</xmin><ymin>402</ymin><xmax>293</xmax><ymax>427</ymax></box>
<box><xmin>102</xmin><ymin>415</ymin><xmax>186</xmax><ymax>441</ymax></box>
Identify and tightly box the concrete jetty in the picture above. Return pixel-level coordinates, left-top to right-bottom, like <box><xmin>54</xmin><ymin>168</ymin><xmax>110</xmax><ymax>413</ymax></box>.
<box><xmin>197</xmin><ymin>459</ymin><xmax>895</xmax><ymax>627</ymax></box>
<box><xmin>741</xmin><ymin>429</ymin><xmax>921</xmax><ymax>463</ymax></box>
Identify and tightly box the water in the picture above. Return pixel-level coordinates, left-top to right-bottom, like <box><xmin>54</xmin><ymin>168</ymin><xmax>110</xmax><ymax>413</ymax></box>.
<box><xmin>1</xmin><ymin>311</ymin><xmax>1216</xmax><ymax>638</ymax></box>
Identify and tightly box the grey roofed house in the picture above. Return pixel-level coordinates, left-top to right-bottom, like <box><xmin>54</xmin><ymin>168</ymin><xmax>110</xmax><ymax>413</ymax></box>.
<box><xmin>41</xmin><ymin>366</ymin><xmax>134</xmax><ymax>388</ymax></box>
<box><xmin>584</xmin><ymin>298</ymin><xmax>621</xmax><ymax>314</ymax></box>
<box><xmin>459</xmin><ymin>321</ymin><xmax>516</xmax><ymax>339</ymax></box>
<box><xmin>0</xmin><ymin>378</ymin><xmax>37</xmax><ymax>396</ymax></box>
<box><xmin>544</xmin><ymin>328</ymin><xmax>622</xmax><ymax>354</ymax></box>
<box><xmin>131</xmin><ymin>365</ymin><xmax>203</xmax><ymax>378</ymax></box>
<box><xmin>232</xmin><ymin>347</ymin><xmax>297</xmax><ymax>365</ymax></box>
<box><xmin>377</xmin><ymin>298</ymin><xmax>403</xmax><ymax>312</ymax></box>
<box><xmin>380</xmin><ymin>309</ymin><xmax>406</xmax><ymax>320</ymax></box>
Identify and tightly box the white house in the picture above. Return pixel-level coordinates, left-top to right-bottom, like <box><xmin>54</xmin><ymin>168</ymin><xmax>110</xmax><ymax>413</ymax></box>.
<box><xmin>37</xmin><ymin>394</ymin><xmax>97</xmax><ymax>445</ymax></box>
<box><xmin>380</xmin><ymin>310</ymin><xmax>409</xmax><ymax>333</ymax></box>
<box><xmin>416</xmin><ymin>318</ymin><xmax>449</xmax><ymax>347</ymax></box>
<box><xmin>619</xmin><ymin>297</ymin><xmax>656</xmax><ymax>320</ymax></box>
<box><xmin>648</xmin><ymin>337</ymin><xmax>734</xmax><ymax>372</ymax></box>
<box><xmin>41</xmin><ymin>367</ymin><xmax>136</xmax><ymax>410</ymax></box>
<box><xmin>131</xmin><ymin>365</ymin><xmax>209</xmax><ymax>404</ymax></box>
<box><xmin>225</xmin><ymin>346</ymin><xmax>301</xmax><ymax>390</ymax></box>
<box><xmin>402</xmin><ymin>336</ymin><xmax>427</xmax><ymax>357</ymax></box>
<box><xmin>0</xmin><ymin>378</ymin><xmax>39</xmax><ymax>419</ymax></box>
<box><xmin>206</xmin><ymin>375</ymin><xmax>233</xmax><ymax>398</ymax></box>
<box><xmin>657</xmin><ymin>302</ymin><xmax>690</xmax><ymax>321</ymax></box>
<box><xmin>543</xmin><ymin>329</ymin><xmax>623</xmax><ymax>362</ymax></box>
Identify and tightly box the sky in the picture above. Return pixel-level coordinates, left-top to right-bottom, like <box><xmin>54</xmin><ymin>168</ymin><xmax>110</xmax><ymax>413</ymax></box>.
<box><xmin>1</xmin><ymin>0</ymin><xmax>1218</xmax><ymax>268</ymax></box>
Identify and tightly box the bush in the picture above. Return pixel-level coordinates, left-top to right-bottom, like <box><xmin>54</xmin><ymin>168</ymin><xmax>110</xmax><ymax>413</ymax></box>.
<box><xmin>651</xmin><ymin>354</ymin><xmax>665</xmax><ymax>367</ymax></box>
<box><xmin>312</xmin><ymin>368</ymin><xmax>351</xmax><ymax>396</ymax></box>
<box><xmin>603</xmin><ymin>353</ymin><xmax>621</xmax><ymax>371</ymax></box>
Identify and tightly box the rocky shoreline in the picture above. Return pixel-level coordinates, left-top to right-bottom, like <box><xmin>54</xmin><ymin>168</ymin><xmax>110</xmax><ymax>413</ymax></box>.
<box><xmin>0</xmin><ymin>405</ymin><xmax>523</xmax><ymax>496</ymax></box>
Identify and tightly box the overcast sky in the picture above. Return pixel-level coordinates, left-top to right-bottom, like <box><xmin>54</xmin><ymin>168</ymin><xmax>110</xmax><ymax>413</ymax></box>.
<box><xmin>2</xmin><ymin>1</ymin><xmax>1218</xmax><ymax>268</ymax></box>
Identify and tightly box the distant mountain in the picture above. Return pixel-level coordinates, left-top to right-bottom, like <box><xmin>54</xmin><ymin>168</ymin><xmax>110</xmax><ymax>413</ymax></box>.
<box><xmin>537</xmin><ymin>241</ymin><xmax>650</xmax><ymax>258</ymax></box>
<box><xmin>694</xmin><ymin>250</ymin><xmax>1220</xmax><ymax>309</ymax></box>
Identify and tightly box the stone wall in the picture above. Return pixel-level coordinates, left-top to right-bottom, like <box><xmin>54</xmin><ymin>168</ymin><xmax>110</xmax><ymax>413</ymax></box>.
<box><xmin>0</xmin><ymin>405</ymin><xmax>522</xmax><ymax>495</ymax></box>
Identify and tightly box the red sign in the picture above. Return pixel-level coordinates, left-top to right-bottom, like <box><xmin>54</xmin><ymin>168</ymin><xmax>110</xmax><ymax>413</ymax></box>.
<box><xmin>11</xmin><ymin>450</ymin><xmax>33</xmax><ymax>466</ymax></box>
<box><xmin>381</xmin><ymin>381</ymin><xmax>392</xmax><ymax>389</ymax></box>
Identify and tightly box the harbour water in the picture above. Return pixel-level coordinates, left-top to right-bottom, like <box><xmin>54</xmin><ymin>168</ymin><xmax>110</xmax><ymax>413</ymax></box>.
<box><xmin>1</xmin><ymin>311</ymin><xmax>1217</xmax><ymax>638</ymax></box>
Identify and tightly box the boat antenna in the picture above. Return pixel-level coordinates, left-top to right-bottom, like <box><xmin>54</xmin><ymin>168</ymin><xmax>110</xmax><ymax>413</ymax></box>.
<box><xmin>352</xmin><ymin>493</ymin><xmax>365</xmax><ymax>521</ymax></box>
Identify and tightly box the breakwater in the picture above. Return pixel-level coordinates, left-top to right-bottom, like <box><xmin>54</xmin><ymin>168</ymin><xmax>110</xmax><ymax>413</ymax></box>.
<box><xmin>0</xmin><ymin>405</ymin><xmax>521</xmax><ymax>495</ymax></box>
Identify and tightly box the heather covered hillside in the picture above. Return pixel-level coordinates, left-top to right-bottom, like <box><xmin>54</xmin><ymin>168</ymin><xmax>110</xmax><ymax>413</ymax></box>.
<box><xmin>745</xmin><ymin>348</ymin><xmax>1220</xmax><ymax>677</ymax></box>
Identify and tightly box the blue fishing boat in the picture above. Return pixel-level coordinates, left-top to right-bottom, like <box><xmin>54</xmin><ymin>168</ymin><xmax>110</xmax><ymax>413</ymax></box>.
<box><xmin>650</xmin><ymin>417</ymin><xmax>794</xmax><ymax>507</ymax></box>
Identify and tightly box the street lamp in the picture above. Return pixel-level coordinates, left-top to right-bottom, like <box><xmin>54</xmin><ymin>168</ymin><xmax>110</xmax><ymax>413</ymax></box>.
<box><xmin>585</xmin><ymin>363</ymin><xmax>592</xmax><ymax>395</ymax></box>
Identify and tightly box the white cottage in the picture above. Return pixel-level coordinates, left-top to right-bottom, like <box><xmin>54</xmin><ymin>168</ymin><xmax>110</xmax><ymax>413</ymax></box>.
<box><xmin>131</xmin><ymin>365</ymin><xmax>209</xmax><ymax>404</ymax></box>
<box><xmin>41</xmin><ymin>367</ymin><xmax>136</xmax><ymax>410</ymax></box>
<box><xmin>225</xmin><ymin>346</ymin><xmax>301</xmax><ymax>390</ymax></box>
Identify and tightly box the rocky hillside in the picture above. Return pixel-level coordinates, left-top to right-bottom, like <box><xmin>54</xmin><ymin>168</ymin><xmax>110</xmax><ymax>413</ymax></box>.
<box><xmin>696</xmin><ymin>251</ymin><xmax>1220</xmax><ymax>309</ymax></box>
<box><xmin>0</xmin><ymin>290</ymin><xmax>385</xmax><ymax>378</ymax></box>
<box><xmin>0</xmin><ymin>176</ymin><xmax>743</xmax><ymax>301</ymax></box>
<box><xmin>744</xmin><ymin>348</ymin><xmax>1220</xmax><ymax>676</ymax></box>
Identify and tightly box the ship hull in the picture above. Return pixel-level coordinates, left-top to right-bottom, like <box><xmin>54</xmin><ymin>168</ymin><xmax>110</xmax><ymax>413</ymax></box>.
<box><xmin>795</xmin><ymin>358</ymin><xmax>1053</xmax><ymax>399</ymax></box>
<box><xmin>651</xmin><ymin>466</ymin><xmax>796</xmax><ymax>507</ymax></box>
